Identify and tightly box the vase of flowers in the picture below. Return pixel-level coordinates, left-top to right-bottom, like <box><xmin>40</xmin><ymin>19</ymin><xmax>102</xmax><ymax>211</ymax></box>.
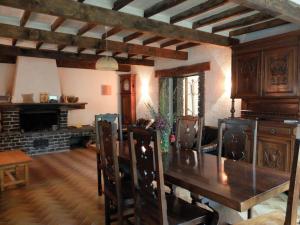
<box><xmin>146</xmin><ymin>103</ymin><xmax>171</xmax><ymax>153</ymax></box>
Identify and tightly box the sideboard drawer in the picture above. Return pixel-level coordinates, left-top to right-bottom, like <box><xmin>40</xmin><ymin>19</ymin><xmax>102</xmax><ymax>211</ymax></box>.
<box><xmin>259</xmin><ymin>126</ymin><xmax>293</xmax><ymax>137</ymax></box>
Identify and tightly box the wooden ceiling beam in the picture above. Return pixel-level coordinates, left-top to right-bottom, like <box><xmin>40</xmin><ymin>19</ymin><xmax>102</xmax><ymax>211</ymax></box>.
<box><xmin>0</xmin><ymin>44</ymin><xmax>154</xmax><ymax>66</ymax></box>
<box><xmin>170</xmin><ymin>0</ymin><xmax>228</xmax><ymax>24</ymax></box>
<box><xmin>113</xmin><ymin>0</ymin><xmax>134</xmax><ymax>11</ymax></box>
<box><xmin>78</xmin><ymin>0</ymin><xmax>85</xmax><ymax>2</ymax></box>
<box><xmin>0</xmin><ymin>0</ymin><xmax>237</xmax><ymax>46</ymax></box>
<box><xmin>160</xmin><ymin>39</ymin><xmax>182</xmax><ymax>48</ymax></box>
<box><xmin>0</xmin><ymin>24</ymin><xmax>187</xmax><ymax>60</ymax></box>
<box><xmin>176</xmin><ymin>42</ymin><xmax>199</xmax><ymax>51</ymax></box>
<box><xmin>229</xmin><ymin>18</ymin><xmax>290</xmax><ymax>37</ymax></box>
<box><xmin>193</xmin><ymin>5</ymin><xmax>253</xmax><ymax>29</ymax></box>
<box><xmin>143</xmin><ymin>36</ymin><xmax>165</xmax><ymax>45</ymax></box>
<box><xmin>77</xmin><ymin>23</ymin><xmax>97</xmax><ymax>35</ymax></box>
<box><xmin>155</xmin><ymin>62</ymin><xmax>210</xmax><ymax>78</ymax></box>
<box><xmin>20</xmin><ymin>10</ymin><xmax>31</xmax><ymax>27</ymax></box>
<box><xmin>231</xmin><ymin>0</ymin><xmax>300</xmax><ymax>25</ymax></box>
<box><xmin>36</xmin><ymin>41</ymin><xmax>43</xmax><ymax>50</ymax></box>
<box><xmin>102</xmin><ymin>27</ymin><xmax>123</xmax><ymax>39</ymax></box>
<box><xmin>144</xmin><ymin>0</ymin><xmax>187</xmax><ymax>18</ymax></box>
<box><xmin>51</xmin><ymin>17</ymin><xmax>65</xmax><ymax>31</ymax></box>
<box><xmin>123</xmin><ymin>32</ymin><xmax>143</xmax><ymax>42</ymax></box>
<box><xmin>57</xmin><ymin>59</ymin><xmax>131</xmax><ymax>72</ymax></box>
<box><xmin>212</xmin><ymin>12</ymin><xmax>273</xmax><ymax>33</ymax></box>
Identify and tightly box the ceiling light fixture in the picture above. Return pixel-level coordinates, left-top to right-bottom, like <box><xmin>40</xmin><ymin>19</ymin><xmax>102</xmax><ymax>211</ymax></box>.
<box><xmin>96</xmin><ymin>26</ymin><xmax>119</xmax><ymax>71</ymax></box>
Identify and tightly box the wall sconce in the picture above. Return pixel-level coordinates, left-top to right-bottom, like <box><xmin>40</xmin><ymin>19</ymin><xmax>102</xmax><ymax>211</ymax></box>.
<box><xmin>101</xmin><ymin>85</ymin><xmax>112</xmax><ymax>95</ymax></box>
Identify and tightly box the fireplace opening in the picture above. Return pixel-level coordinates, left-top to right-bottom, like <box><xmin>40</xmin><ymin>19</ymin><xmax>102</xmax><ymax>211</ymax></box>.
<box><xmin>20</xmin><ymin>110</ymin><xmax>59</xmax><ymax>132</ymax></box>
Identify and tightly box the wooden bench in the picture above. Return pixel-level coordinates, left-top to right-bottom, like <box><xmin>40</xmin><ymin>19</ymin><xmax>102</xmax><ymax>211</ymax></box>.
<box><xmin>0</xmin><ymin>150</ymin><xmax>32</xmax><ymax>192</ymax></box>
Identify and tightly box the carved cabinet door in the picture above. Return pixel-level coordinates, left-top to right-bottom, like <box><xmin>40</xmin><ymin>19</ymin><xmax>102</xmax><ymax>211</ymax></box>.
<box><xmin>263</xmin><ymin>46</ymin><xmax>297</xmax><ymax>96</ymax></box>
<box><xmin>232</xmin><ymin>52</ymin><xmax>261</xmax><ymax>98</ymax></box>
<box><xmin>257</xmin><ymin>137</ymin><xmax>292</xmax><ymax>172</ymax></box>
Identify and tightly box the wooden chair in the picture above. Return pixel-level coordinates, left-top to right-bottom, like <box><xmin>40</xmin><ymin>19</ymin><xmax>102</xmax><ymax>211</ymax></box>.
<box><xmin>129</xmin><ymin>127</ymin><xmax>219</xmax><ymax>225</ymax></box>
<box><xmin>98</xmin><ymin>120</ymin><xmax>134</xmax><ymax>225</ymax></box>
<box><xmin>234</xmin><ymin>139</ymin><xmax>300</xmax><ymax>225</ymax></box>
<box><xmin>217</xmin><ymin>118</ymin><xmax>258</xmax><ymax>164</ymax></box>
<box><xmin>95</xmin><ymin>113</ymin><xmax>122</xmax><ymax>196</ymax></box>
<box><xmin>175</xmin><ymin>116</ymin><xmax>204</xmax><ymax>152</ymax></box>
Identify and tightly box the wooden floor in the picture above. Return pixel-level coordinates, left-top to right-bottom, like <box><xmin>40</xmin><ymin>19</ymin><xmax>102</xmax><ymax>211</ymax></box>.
<box><xmin>0</xmin><ymin>148</ymin><xmax>105</xmax><ymax>225</ymax></box>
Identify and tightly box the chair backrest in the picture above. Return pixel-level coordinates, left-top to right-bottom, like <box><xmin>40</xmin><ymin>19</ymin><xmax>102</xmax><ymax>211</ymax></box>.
<box><xmin>129</xmin><ymin>127</ymin><xmax>168</xmax><ymax>225</ymax></box>
<box><xmin>95</xmin><ymin>113</ymin><xmax>123</xmax><ymax>151</ymax></box>
<box><xmin>175</xmin><ymin>116</ymin><xmax>203</xmax><ymax>152</ymax></box>
<box><xmin>217</xmin><ymin>118</ymin><xmax>258</xmax><ymax>164</ymax></box>
<box><xmin>284</xmin><ymin>139</ymin><xmax>300</xmax><ymax>225</ymax></box>
<box><xmin>97</xmin><ymin>120</ymin><xmax>122</xmax><ymax>202</ymax></box>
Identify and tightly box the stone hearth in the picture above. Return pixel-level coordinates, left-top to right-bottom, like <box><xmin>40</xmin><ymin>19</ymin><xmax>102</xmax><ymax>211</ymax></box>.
<box><xmin>0</xmin><ymin>103</ymin><xmax>94</xmax><ymax>154</ymax></box>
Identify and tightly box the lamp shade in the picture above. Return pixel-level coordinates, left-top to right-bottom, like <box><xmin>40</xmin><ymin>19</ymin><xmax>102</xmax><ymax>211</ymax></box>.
<box><xmin>96</xmin><ymin>56</ymin><xmax>119</xmax><ymax>71</ymax></box>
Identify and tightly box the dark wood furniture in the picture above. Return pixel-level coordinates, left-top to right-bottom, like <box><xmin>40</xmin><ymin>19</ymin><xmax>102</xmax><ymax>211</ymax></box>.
<box><xmin>118</xmin><ymin>142</ymin><xmax>290</xmax><ymax>213</ymax></box>
<box><xmin>95</xmin><ymin>113</ymin><xmax>123</xmax><ymax>196</ymax></box>
<box><xmin>120</xmin><ymin>74</ymin><xmax>136</xmax><ymax>127</ymax></box>
<box><xmin>231</xmin><ymin>32</ymin><xmax>300</xmax><ymax>172</ymax></box>
<box><xmin>217</xmin><ymin>118</ymin><xmax>258</xmax><ymax>163</ymax></box>
<box><xmin>98</xmin><ymin>120</ymin><xmax>133</xmax><ymax>225</ymax></box>
<box><xmin>0</xmin><ymin>150</ymin><xmax>32</xmax><ymax>192</ymax></box>
<box><xmin>129</xmin><ymin>127</ymin><xmax>219</xmax><ymax>225</ymax></box>
<box><xmin>175</xmin><ymin>116</ymin><xmax>203</xmax><ymax>152</ymax></box>
<box><xmin>234</xmin><ymin>139</ymin><xmax>300</xmax><ymax>225</ymax></box>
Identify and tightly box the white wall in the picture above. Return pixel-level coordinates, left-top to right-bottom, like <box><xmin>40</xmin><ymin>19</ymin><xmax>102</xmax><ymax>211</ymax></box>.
<box><xmin>12</xmin><ymin>57</ymin><xmax>62</xmax><ymax>103</ymax></box>
<box><xmin>0</xmin><ymin>63</ymin><xmax>15</xmax><ymax>96</ymax></box>
<box><xmin>58</xmin><ymin>68</ymin><xmax>119</xmax><ymax>126</ymax></box>
<box><xmin>155</xmin><ymin>44</ymin><xmax>241</xmax><ymax>127</ymax></box>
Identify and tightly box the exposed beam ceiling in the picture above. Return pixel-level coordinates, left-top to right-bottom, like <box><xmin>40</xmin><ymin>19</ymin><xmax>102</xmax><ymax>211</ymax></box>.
<box><xmin>14</xmin><ymin>10</ymin><xmax>31</xmax><ymax>46</ymax></box>
<box><xmin>0</xmin><ymin>24</ymin><xmax>187</xmax><ymax>60</ymax></box>
<box><xmin>193</xmin><ymin>5</ymin><xmax>253</xmax><ymax>29</ymax></box>
<box><xmin>176</xmin><ymin>42</ymin><xmax>200</xmax><ymax>50</ymax></box>
<box><xmin>123</xmin><ymin>32</ymin><xmax>143</xmax><ymax>42</ymax></box>
<box><xmin>113</xmin><ymin>0</ymin><xmax>134</xmax><ymax>11</ymax></box>
<box><xmin>143</xmin><ymin>36</ymin><xmax>165</xmax><ymax>45</ymax></box>
<box><xmin>212</xmin><ymin>12</ymin><xmax>273</xmax><ymax>33</ymax></box>
<box><xmin>144</xmin><ymin>0</ymin><xmax>187</xmax><ymax>18</ymax></box>
<box><xmin>160</xmin><ymin>39</ymin><xmax>182</xmax><ymax>48</ymax></box>
<box><xmin>77</xmin><ymin>23</ymin><xmax>97</xmax><ymax>36</ymax></box>
<box><xmin>0</xmin><ymin>0</ymin><xmax>237</xmax><ymax>46</ymax></box>
<box><xmin>231</xmin><ymin>0</ymin><xmax>300</xmax><ymax>25</ymax></box>
<box><xmin>229</xmin><ymin>18</ymin><xmax>290</xmax><ymax>36</ymax></box>
<box><xmin>170</xmin><ymin>0</ymin><xmax>228</xmax><ymax>24</ymax></box>
<box><xmin>102</xmin><ymin>27</ymin><xmax>123</xmax><ymax>39</ymax></box>
<box><xmin>0</xmin><ymin>44</ymin><xmax>155</xmax><ymax>66</ymax></box>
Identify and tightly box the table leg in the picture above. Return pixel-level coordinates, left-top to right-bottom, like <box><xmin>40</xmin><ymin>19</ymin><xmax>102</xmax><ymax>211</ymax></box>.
<box><xmin>247</xmin><ymin>208</ymin><xmax>252</xmax><ymax>219</ymax></box>
<box><xmin>0</xmin><ymin>169</ymin><xmax>4</xmax><ymax>192</ymax></box>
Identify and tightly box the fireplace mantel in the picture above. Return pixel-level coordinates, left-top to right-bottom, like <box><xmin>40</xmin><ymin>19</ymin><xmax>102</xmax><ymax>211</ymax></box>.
<box><xmin>0</xmin><ymin>103</ymin><xmax>87</xmax><ymax>110</ymax></box>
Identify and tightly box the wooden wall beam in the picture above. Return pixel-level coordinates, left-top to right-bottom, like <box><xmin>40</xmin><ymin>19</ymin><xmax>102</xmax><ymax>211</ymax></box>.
<box><xmin>229</xmin><ymin>18</ymin><xmax>290</xmax><ymax>37</ymax></box>
<box><xmin>144</xmin><ymin>0</ymin><xmax>187</xmax><ymax>18</ymax></box>
<box><xmin>0</xmin><ymin>44</ymin><xmax>155</xmax><ymax>66</ymax></box>
<box><xmin>0</xmin><ymin>0</ymin><xmax>237</xmax><ymax>46</ymax></box>
<box><xmin>170</xmin><ymin>0</ymin><xmax>228</xmax><ymax>24</ymax></box>
<box><xmin>231</xmin><ymin>0</ymin><xmax>300</xmax><ymax>25</ymax></box>
<box><xmin>0</xmin><ymin>24</ymin><xmax>187</xmax><ymax>60</ymax></box>
<box><xmin>155</xmin><ymin>62</ymin><xmax>210</xmax><ymax>78</ymax></box>
<box><xmin>193</xmin><ymin>5</ymin><xmax>253</xmax><ymax>29</ymax></box>
<box><xmin>113</xmin><ymin>0</ymin><xmax>134</xmax><ymax>11</ymax></box>
<box><xmin>212</xmin><ymin>12</ymin><xmax>272</xmax><ymax>33</ymax></box>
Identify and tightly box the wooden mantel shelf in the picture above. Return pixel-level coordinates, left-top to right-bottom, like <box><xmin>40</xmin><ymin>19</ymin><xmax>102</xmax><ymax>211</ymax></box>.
<box><xmin>0</xmin><ymin>103</ymin><xmax>87</xmax><ymax>110</ymax></box>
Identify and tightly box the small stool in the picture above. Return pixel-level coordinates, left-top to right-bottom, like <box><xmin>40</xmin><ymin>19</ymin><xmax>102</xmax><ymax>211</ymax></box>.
<box><xmin>0</xmin><ymin>150</ymin><xmax>32</xmax><ymax>192</ymax></box>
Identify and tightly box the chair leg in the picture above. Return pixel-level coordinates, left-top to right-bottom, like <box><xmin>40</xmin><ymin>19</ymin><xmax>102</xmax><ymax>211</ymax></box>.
<box><xmin>97</xmin><ymin>154</ymin><xmax>103</xmax><ymax>196</ymax></box>
<box><xmin>104</xmin><ymin>194</ymin><xmax>111</xmax><ymax>225</ymax></box>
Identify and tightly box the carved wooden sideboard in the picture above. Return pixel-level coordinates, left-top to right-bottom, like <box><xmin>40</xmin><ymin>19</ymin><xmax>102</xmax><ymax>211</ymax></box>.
<box><xmin>231</xmin><ymin>31</ymin><xmax>300</xmax><ymax>172</ymax></box>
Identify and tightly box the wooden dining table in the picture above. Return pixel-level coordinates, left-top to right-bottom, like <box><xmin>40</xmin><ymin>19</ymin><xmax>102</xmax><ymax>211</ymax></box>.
<box><xmin>116</xmin><ymin>141</ymin><xmax>290</xmax><ymax>216</ymax></box>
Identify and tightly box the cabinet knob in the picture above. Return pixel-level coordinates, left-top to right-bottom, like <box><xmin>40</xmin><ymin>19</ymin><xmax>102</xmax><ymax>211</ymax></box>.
<box><xmin>270</xmin><ymin>128</ymin><xmax>277</xmax><ymax>135</ymax></box>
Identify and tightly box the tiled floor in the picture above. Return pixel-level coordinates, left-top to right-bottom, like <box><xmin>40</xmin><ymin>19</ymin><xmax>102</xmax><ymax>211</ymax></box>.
<box><xmin>0</xmin><ymin>148</ymin><xmax>298</xmax><ymax>225</ymax></box>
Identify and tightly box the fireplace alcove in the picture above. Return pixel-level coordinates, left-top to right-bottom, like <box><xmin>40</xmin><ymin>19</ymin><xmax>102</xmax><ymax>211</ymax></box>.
<box><xmin>0</xmin><ymin>103</ymin><xmax>95</xmax><ymax>154</ymax></box>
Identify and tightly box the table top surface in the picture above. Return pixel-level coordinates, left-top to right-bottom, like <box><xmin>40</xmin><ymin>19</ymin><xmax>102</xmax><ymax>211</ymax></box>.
<box><xmin>117</xmin><ymin>142</ymin><xmax>290</xmax><ymax>212</ymax></box>
<box><xmin>0</xmin><ymin>150</ymin><xmax>32</xmax><ymax>166</ymax></box>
